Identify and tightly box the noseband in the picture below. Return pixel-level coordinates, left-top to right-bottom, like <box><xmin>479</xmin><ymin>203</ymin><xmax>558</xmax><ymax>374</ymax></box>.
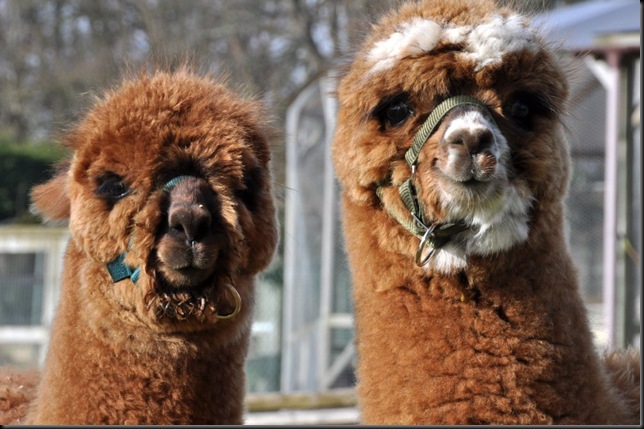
<box><xmin>376</xmin><ymin>95</ymin><xmax>497</xmax><ymax>266</ymax></box>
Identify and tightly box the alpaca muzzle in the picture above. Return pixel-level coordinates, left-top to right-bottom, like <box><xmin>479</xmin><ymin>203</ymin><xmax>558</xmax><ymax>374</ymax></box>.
<box><xmin>106</xmin><ymin>175</ymin><xmax>242</xmax><ymax>320</ymax></box>
<box><xmin>159</xmin><ymin>176</ymin><xmax>220</xmax><ymax>277</ymax></box>
<box><xmin>377</xmin><ymin>95</ymin><xmax>497</xmax><ymax>266</ymax></box>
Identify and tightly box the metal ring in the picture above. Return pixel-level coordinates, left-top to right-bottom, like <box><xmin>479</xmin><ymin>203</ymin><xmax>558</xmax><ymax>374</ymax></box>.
<box><xmin>415</xmin><ymin>226</ymin><xmax>437</xmax><ymax>266</ymax></box>
<box><xmin>214</xmin><ymin>282</ymin><xmax>242</xmax><ymax>319</ymax></box>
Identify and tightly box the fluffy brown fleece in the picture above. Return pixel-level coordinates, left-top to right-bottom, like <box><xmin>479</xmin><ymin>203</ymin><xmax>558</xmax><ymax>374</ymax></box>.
<box><xmin>0</xmin><ymin>68</ymin><xmax>278</xmax><ymax>424</ymax></box>
<box><xmin>0</xmin><ymin>368</ymin><xmax>39</xmax><ymax>425</ymax></box>
<box><xmin>332</xmin><ymin>0</ymin><xmax>640</xmax><ymax>424</ymax></box>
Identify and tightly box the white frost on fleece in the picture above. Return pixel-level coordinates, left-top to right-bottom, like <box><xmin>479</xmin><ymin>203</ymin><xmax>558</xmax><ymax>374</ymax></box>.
<box><xmin>460</xmin><ymin>14</ymin><xmax>538</xmax><ymax>71</ymax></box>
<box><xmin>367</xmin><ymin>14</ymin><xmax>537</xmax><ymax>73</ymax></box>
<box><xmin>367</xmin><ymin>18</ymin><xmax>442</xmax><ymax>74</ymax></box>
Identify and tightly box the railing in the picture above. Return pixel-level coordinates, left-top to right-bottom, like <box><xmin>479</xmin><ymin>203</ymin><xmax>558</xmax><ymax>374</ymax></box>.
<box><xmin>245</xmin><ymin>388</ymin><xmax>359</xmax><ymax>425</ymax></box>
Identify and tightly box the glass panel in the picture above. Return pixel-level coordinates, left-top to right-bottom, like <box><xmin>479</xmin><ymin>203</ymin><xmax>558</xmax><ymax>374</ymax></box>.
<box><xmin>329</xmin><ymin>327</ymin><xmax>356</xmax><ymax>389</ymax></box>
<box><xmin>0</xmin><ymin>252</ymin><xmax>45</xmax><ymax>325</ymax></box>
<box><xmin>564</xmin><ymin>70</ymin><xmax>607</xmax><ymax>348</ymax></box>
<box><xmin>566</xmin><ymin>157</ymin><xmax>605</xmax><ymax>345</ymax></box>
<box><xmin>247</xmin><ymin>271</ymin><xmax>282</xmax><ymax>392</ymax></box>
<box><xmin>332</xmin><ymin>180</ymin><xmax>353</xmax><ymax>316</ymax></box>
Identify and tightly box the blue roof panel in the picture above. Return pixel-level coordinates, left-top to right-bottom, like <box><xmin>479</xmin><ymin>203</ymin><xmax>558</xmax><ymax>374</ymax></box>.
<box><xmin>532</xmin><ymin>0</ymin><xmax>640</xmax><ymax>51</ymax></box>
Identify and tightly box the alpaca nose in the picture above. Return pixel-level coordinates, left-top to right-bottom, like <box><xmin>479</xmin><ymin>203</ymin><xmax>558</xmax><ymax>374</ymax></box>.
<box><xmin>444</xmin><ymin>127</ymin><xmax>495</xmax><ymax>155</ymax></box>
<box><xmin>168</xmin><ymin>202</ymin><xmax>212</xmax><ymax>245</ymax></box>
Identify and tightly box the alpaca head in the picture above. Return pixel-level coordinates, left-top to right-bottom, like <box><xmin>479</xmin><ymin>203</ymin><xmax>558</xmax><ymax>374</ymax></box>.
<box><xmin>333</xmin><ymin>0</ymin><xmax>570</xmax><ymax>273</ymax></box>
<box><xmin>31</xmin><ymin>70</ymin><xmax>278</xmax><ymax>331</ymax></box>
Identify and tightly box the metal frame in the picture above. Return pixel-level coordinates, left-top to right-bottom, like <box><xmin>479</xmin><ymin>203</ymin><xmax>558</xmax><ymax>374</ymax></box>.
<box><xmin>0</xmin><ymin>226</ymin><xmax>69</xmax><ymax>365</ymax></box>
<box><xmin>282</xmin><ymin>75</ymin><xmax>354</xmax><ymax>392</ymax></box>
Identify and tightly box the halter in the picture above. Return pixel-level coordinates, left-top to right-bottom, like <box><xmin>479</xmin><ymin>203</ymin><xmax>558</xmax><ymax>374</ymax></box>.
<box><xmin>105</xmin><ymin>175</ymin><xmax>243</xmax><ymax>319</ymax></box>
<box><xmin>376</xmin><ymin>95</ymin><xmax>497</xmax><ymax>266</ymax></box>
<box><xmin>107</xmin><ymin>175</ymin><xmax>193</xmax><ymax>283</ymax></box>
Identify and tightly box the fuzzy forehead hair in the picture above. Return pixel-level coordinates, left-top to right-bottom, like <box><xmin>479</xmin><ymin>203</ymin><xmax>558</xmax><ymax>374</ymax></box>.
<box><xmin>366</xmin><ymin>12</ymin><xmax>537</xmax><ymax>74</ymax></box>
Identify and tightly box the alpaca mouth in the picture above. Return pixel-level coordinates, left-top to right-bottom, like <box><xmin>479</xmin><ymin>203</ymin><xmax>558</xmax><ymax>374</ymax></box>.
<box><xmin>145</xmin><ymin>244</ymin><xmax>240</xmax><ymax>321</ymax></box>
<box><xmin>155</xmin><ymin>239</ymin><xmax>222</xmax><ymax>288</ymax></box>
<box><xmin>436</xmin><ymin>167</ymin><xmax>500</xmax><ymax>195</ymax></box>
<box><xmin>159</xmin><ymin>263</ymin><xmax>215</xmax><ymax>288</ymax></box>
<box><xmin>460</xmin><ymin>178</ymin><xmax>489</xmax><ymax>190</ymax></box>
<box><xmin>451</xmin><ymin>172</ymin><xmax>492</xmax><ymax>186</ymax></box>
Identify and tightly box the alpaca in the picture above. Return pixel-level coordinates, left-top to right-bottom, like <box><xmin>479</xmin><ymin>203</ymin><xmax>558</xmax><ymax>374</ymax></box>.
<box><xmin>0</xmin><ymin>69</ymin><xmax>278</xmax><ymax>424</ymax></box>
<box><xmin>332</xmin><ymin>0</ymin><xmax>640</xmax><ymax>424</ymax></box>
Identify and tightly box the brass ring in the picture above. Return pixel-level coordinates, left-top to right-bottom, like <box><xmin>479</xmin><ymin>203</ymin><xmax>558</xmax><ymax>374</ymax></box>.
<box><xmin>214</xmin><ymin>283</ymin><xmax>242</xmax><ymax>319</ymax></box>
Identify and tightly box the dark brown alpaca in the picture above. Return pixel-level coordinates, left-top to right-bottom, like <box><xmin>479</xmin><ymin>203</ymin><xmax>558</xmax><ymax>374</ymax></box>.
<box><xmin>332</xmin><ymin>0</ymin><xmax>640</xmax><ymax>424</ymax></box>
<box><xmin>0</xmin><ymin>69</ymin><xmax>278</xmax><ymax>424</ymax></box>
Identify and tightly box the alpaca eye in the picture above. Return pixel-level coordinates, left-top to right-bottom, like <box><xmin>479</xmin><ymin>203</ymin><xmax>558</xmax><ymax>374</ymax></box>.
<box><xmin>509</xmin><ymin>100</ymin><xmax>530</xmax><ymax>119</ymax></box>
<box><xmin>96</xmin><ymin>173</ymin><xmax>131</xmax><ymax>203</ymax></box>
<box><xmin>505</xmin><ymin>92</ymin><xmax>550</xmax><ymax>129</ymax></box>
<box><xmin>235</xmin><ymin>167</ymin><xmax>262</xmax><ymax>212</ymax></box>
<box><xmin>374</xmin><ymin>93</ymin><xmax>414</xmax><ymax>128</ymax></box>
<box><xmin>386</xmin><ymin>102</ymin><xmax>413</xmax><ymax>126</ymax></box>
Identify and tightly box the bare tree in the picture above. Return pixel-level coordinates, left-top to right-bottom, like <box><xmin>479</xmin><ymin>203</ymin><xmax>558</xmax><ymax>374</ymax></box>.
<box><xmin>0</xmin><ymin>0</ymin><xmax>394</xmax><ymax>145</ymax></box>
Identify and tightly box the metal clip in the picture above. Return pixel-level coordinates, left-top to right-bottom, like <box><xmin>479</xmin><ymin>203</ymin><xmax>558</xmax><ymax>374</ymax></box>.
<box><xmin>415</xmin><ymin>224</ymin><xmax>437</xmax><ymax>266</ymax></box>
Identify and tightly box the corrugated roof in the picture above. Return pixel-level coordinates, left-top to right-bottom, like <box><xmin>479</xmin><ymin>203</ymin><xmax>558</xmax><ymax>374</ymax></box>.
<box><xmin>532</xmin><ymin>0</ymin><xmax>640</xmax><ymax>52</ymax></box>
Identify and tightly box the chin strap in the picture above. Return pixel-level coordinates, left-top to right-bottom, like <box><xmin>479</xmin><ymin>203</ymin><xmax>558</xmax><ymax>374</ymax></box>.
<box><xmin>376</xmin><ymin>95</ymin><xmax>496</xmax><ymax>266</ymax></box>
<box><xmin>106</xmin><ymin>175</ymin><xmax>193</xmax><ymax>284</ymax></box>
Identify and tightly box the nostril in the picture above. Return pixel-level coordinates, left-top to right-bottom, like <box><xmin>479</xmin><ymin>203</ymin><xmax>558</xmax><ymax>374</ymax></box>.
<box><xmin>191</xmin><ymin>212</ymin><xmax>212</xmax><ymax>244</ymax></box>
<box><xmin>445</xmin><ymin>128</ymin><xmax>494</xmax><ymax>154</ymax></box>
<box><xmin>445</xmin><ymin>129</ymin><xmax>469</xmax><ymax>148</ymax></box>
<box><xmin>476</xmin><ymin>130</ymin><xmax>494</xmax><ymax>153</ymax></box>
<box><xmin>168</xmin><ymin>203</ymin><xmax>212</xmax><ymax>244</ymax></box>
<box><xmin>169</xmin><ymin>209</ymin><xmax>188</xmax><ymax>234</ymax></box>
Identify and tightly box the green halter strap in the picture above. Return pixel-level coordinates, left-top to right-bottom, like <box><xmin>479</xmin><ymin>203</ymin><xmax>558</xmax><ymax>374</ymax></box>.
<box><xmin>376</xmin><ymin>95</ymin><xmax>494</xmax><ymax>265</ymax></box>
<box><xmin>106</xmin><ymin>175</ymin><xmax>194</xmax><ymax>283</ymax></box>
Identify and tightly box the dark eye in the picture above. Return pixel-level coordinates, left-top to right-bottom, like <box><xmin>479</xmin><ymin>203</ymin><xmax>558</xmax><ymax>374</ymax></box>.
<box><xmin>509</xmin><ymin>100</ymin><xmax>530</xmax><ymax>119</ymax></box>
<box><xmin>505</xmin><ymin>92</ymin><xmax>550</xmax><ymax>129</ymax></box>
<box><xmin>374</xmin><ymin>93</ymin><xmax>414</xmax><ymax>128</ymax></box>
<box><xmin>235</xmin><ymin>167</ymin><xmax>263</xmax><ymax>212</ymax></box>
<box><xmin>95</xmin><ymin>173</ymin><xmax>130</xmax><ymax>204</ymax></box>
<box><xmin>386</xmin><ymin>101</ymin><xmax>413</xmax><ymax>126</ymax></box>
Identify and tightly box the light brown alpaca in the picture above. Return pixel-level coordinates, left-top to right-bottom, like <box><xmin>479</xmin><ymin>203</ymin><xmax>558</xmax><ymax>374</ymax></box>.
<box><xmin>332</xmin><ymin>0</ymin><xmax>640</xmax><ymax>424</ymax></box>
<box><xmin>0</xmin><ymin>69</ymin><xmax>278</xmax><ymax>424</ymax></box>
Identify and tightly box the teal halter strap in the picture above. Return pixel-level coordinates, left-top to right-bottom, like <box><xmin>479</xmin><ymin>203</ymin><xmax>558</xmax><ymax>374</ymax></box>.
<box><xmin>107</xmin><ymin>251</ymin><xmax>141</xmax><ymax>283</ymax></box>
<box><xmin>164</xmin><ymin>175</ymin><xmax>193</xmax><ymax>191</ymax></box>
<box><xmin>106</xmin><ymin>175</ymin><xmax>194</xmax><ymax>283</ymax></box>
<box><xmin>376</xmin><ymin>95</ymin><xmax>495</xmax><ymax>265</ymax></box>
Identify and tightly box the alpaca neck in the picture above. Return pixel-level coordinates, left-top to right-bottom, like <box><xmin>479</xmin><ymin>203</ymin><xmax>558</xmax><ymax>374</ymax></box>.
<box><xmin>346</xmin><ymin>197</ymin><xmax>628</xmax><ymax>424</ymax></box>
<box><xmin>31</xmin><ymin>304</ymin><xmax>248</xmax><ymax>424</ymax></box>
<box><xmin>28</xmin><ymin>246</ymin><xmax>249</xmax><ymax>424</ymax></box>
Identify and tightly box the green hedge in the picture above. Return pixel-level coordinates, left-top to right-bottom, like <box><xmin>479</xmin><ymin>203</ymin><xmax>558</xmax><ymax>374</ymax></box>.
<box><xmin>0</xmin><ymin>138</ymin><xmax>68</xmax><ymax>223</ymax></box>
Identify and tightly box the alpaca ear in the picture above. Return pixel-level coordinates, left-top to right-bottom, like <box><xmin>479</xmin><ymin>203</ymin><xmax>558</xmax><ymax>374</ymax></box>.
<box><xmin>30</xmin><ymin>160</ymin><xmax>71</xmax><ymax>223</ymax></box>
